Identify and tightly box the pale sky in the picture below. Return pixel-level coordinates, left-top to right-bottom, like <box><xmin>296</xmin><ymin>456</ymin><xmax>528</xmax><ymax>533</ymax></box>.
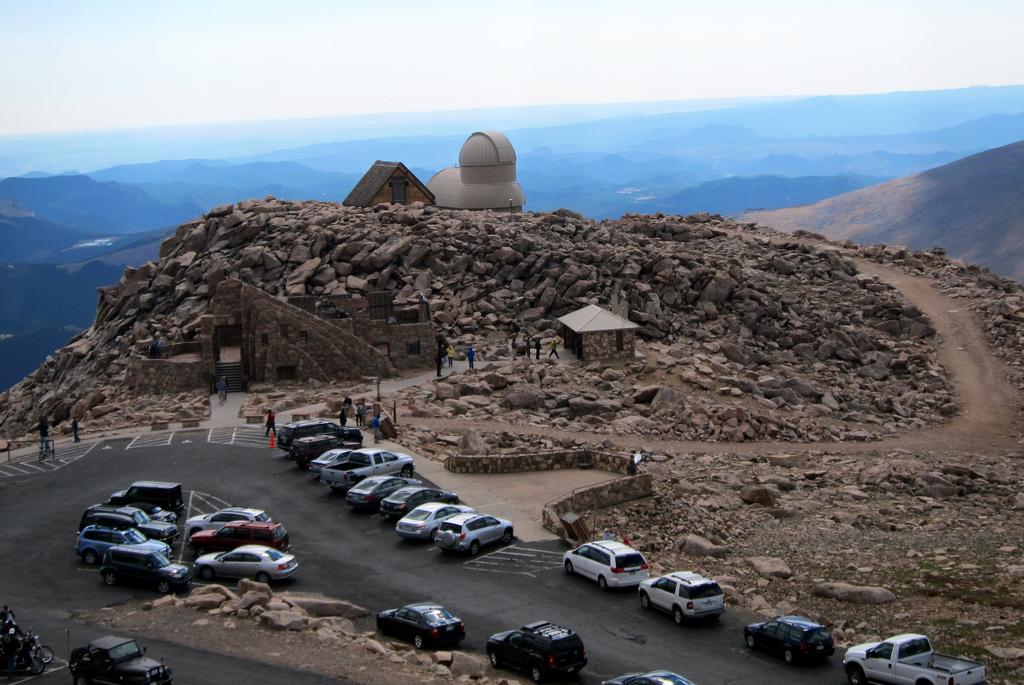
<box><xmin>1</xmin><ymin>0</ymin><xmax>1021</xmax><ymax>136</ymax></box>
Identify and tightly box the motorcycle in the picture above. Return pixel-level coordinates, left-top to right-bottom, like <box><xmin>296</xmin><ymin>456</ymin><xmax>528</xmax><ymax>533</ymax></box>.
<box><xmin>26</xmin><ymin>628</ymin><xmax>54</xmax><ymax>665</ymax></box>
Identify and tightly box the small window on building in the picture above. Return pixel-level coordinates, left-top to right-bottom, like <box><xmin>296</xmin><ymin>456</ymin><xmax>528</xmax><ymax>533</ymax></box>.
<box><xmin>616</xmin><ymin>330</ymin><xmax>625</xmax><ymax>351</ymax></box>
<box><xmin>260</xmin><ymin>333</ymin><xmax>269</xmax><ymax>346</ymax></box>
<box><xmin>406</xmin><ymin>341</ymin><xmax>421</xmax><ymax>356</ymax></box>
<box><xmin>299</xmin><ymin>330</ymin><xmax>308</xmax><ymax>345</ymax></box>
<box><xmin>276</xmin><ymin>365</ymin><xmax>297</xmax><ymax>381</ymax></box>
<box><xmin>280</xmin><ymin>325</ymin><xmax>288</xmax><ymax>340</ymax></box>
<box><xmin>390</xmin><ymin>178</ymin><xmax>406</xmax><ymax>203</ymax></box>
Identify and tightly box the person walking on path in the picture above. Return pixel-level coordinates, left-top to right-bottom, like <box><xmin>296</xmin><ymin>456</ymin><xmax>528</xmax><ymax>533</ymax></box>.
<box><xmin>548</xmin><ymin>337</ymin><xmax>560</xmax><ymax>359</ymax></box>
<box><xmin>355</xmin><ymin>400</ymin><xmax>365</xmax><ymax>428</ymax></box>
<box><xmin>216</xmin><ymin>377</ymin><xmax>228</xmax><ymax>405</ymax></box>
<box><xmin>264</xmin><ymin>408</ymin><xmax>276</xmax><ymax>437</ymax></box>
<box><xmin>446</xmin><ymin>344</ymin><xmax>455</xmax><ymax>368</ymax></box>
<box><xmin>371</xmin><ymin>413</ymin><xmax>382</xmax><ymax>443</ymax></box>
<box><xmin>466</xmin><ymin>345</ymin><xmax>476</xmax><ymax>369</ymax></box>
<box><xmin>534</xmin><ymin>337</ymin><xmax>541</xmax><ymax>360</ymax></box>
<box><xmin>436</xmin><ymin>349</ymin><xmax>444</xmax><ymax>378</ymax></box>
<box><xmin>72</xmin><ymin>417</ymin><xmax>80</xmax><ymax>443</ymax></box>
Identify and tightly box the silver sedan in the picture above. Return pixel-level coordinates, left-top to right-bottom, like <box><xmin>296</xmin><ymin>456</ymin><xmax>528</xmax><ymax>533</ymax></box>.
<box><xmin>395</xmin><ymin>503</ymin><xmax>474</xmax><ymax>540</ymax></box>
<box><xmin>193</xmin><ymin>544</ymin><xmax>298</xmax><ymax>583</ymax></box>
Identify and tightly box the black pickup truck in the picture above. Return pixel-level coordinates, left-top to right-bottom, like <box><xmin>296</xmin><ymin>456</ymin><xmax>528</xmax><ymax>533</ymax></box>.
<box><xmin>70</xmin><ymin>635</ymin><xmax>172</xmax><ymax>684</ymax></box>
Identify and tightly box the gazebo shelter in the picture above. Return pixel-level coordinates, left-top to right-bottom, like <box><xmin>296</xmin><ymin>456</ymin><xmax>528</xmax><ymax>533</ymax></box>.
<box><xmin>557</xmin><ymin>304</ymin><xmax>639</xmax><ymax>362</ymax></box>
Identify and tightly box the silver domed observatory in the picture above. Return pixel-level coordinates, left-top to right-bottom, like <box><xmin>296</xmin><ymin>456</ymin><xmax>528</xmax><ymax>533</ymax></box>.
<box><xmin>427</xmin><ymin>131</ymin><xmax>525</xmax><ymax>211</ymax></box>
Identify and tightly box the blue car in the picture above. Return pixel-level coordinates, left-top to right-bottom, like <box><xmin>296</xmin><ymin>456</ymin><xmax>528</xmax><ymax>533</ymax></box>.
<box><xmin>77</xmin><ymin>525</ymin><xmax>171</xmax><ymax>565</ymax></box>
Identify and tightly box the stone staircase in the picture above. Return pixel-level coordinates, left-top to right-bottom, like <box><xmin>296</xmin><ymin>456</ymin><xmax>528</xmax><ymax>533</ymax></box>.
<box><xmin>215</xmin><ymin>361</ymin><xmax>244</xmax><ymax>392</ymax></box>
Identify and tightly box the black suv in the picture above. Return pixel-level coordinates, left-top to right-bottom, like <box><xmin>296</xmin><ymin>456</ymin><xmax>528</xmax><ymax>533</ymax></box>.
<box><xmin>100</xmin><ymin>546</ymin><xmax>192</xmax><ymax>594</ymax></box>
<box><xmin>289</xmin><ymin>431</ymin><xmax>361</xmax><ymax>467</ymax></box>
<box><xmin>277</xmin><ymin>420</ymin><xmax>361</xmax><ymax>451</ymax></box>
<box><xmin>80</xmin><ymin>505</ymin><xmax>179</xmax><ymax>541</ymax></box>
<box><xmin>70</xmin><ymin>636</ymin><xmax>172</xmax><ymax>684</ymax></box>
<box><xmin>108</xmin><ymin>481</ymin><xmax>185</xmax><ymax>516</ymax></box>
<box><xmin>743</xmin><ymin>615</ymin><xmax>835</xmax><ymax>663</ymax></box>
<box><xmin>487</xmin><ymin>621</ymin><xmax>587</xmax><ymax>683</ymax></box>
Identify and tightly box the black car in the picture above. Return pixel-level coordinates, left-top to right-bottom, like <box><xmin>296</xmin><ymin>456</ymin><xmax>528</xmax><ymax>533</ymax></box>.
<box><xmin>80</xmin><ymin>505</ymin><xmax>179</xmax><ymax>542</ymax></box>
<box><xmin>289</xmin><ymin>432</ymin><xmax>360</xmax><ymax>467</ymax></box>
<box><xmin>108</xmin><ymin>481</ymin><xmax>184</xmax><ymax>516</ymax></box>
<box><xmin>345</xmin><ymin>476</ymin><xmax>421</xmax><ymax>512</ymax></box>
<box><xmin>70</xmin><ymin>635</ymin><xmax>172</xmax><ymax>684</ymax></box>
<box><xmin>379</xmin><ymin>486</ymin><xmax>459</xmax><ymax>521</ymax></box>
<box><xmin>277</xmin><ymin>420</ymin><xmax>360</xmax><ymax>451</ymax></box>
<box><xmin>487</xmin><ymin>621</ymin><xmax>587</xmax><ymax>683</ymax></box>
<box><xmin>743</xmin><ymin>615</ymin><xmax>835</xmax><ymax>663</ymax></box>
<box><xmin>99</xmin><ymin>546</ymin><xmax>192</xmax><ymax>594</ymax></box>
<box><xmin>376</xmin><ymin>603</ymin><xmax>465</xmax><ymax>649</ymax></box>
<box><xmin>602</xmin><ymin>672</ymin><xmax>697</xmax><ymax>685</ymax></box>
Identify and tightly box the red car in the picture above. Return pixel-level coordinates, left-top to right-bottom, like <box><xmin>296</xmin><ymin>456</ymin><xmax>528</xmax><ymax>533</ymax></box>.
<box><xmin>189</xmin><ymin>521</ymin><xmax>289</xmax><ymax>556</ymax></box>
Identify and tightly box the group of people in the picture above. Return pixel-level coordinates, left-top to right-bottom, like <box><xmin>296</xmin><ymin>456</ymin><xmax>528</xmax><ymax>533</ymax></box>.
<box><xmin>337</xmin><ymin>396</ymin><xmax>366</xmax><ymax>427</ymax></box>
<box><xmin>1</xmin><ymin>606</ymin><xmax>33</xmax><ymax>676</ymax></box>
<box><xmin>435</xmin><ymin>335</ymin><xmax>476</xmax><ymax>378</ymax></box>
<box><xmin>508</xmin><ymin>324</ymin><xmax>560</xmax><ymax>361</ymax></box>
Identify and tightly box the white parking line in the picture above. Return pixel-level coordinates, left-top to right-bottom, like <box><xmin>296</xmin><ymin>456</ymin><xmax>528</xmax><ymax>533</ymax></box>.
<box><xmin>126</xmin><ymin>432</ymin><xmax>174</xmax><ymax>449</ymax></box>
<box><xmin>464</xmin><ymin>544</ymin><xmax>567</xmax><ymax>578</ymax></box>
<box><xmin>6</xmin><ymin>659</ymin><xmax>68</xmax><ymax>683</ymax></box>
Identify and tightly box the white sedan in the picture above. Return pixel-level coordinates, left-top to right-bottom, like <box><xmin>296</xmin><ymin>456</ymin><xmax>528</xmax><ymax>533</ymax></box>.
<box><xmin>395</xmin><ymin>502</ymin><xmax>474</xmax><ymax>541</ymax></box>
<box><xmin>193</xmin><ymin>544</ymin><xmax>298</xmax><ymax>583</ymax></box>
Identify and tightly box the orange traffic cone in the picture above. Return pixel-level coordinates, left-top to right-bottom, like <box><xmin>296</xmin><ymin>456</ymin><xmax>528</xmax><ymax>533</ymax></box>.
<box><xmin>268</xmin><ymin>432</ymin><xmax>276</xmax><ymax>449</ymax></box>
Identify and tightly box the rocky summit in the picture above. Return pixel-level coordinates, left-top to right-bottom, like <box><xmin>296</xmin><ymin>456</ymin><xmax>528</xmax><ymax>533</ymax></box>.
<box><xmin>0</xmin><ymin>198</ymin><xmax>960</xmax><ymax>441</ymax></box>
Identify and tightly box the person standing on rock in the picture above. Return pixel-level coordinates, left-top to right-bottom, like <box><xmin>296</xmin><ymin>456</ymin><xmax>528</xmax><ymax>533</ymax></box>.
<box><xmin>548</xmin><ymin>337</ymin><xmax>560</xmax><ymax>359</ymax></box>
<box><xmin>265</xmin><ymin>408</ymin><xmax>276</xmax><ymax>437</ymax></box>
<box><xmin>466</xmin><ymin>345</ymin><xmax>476</xmax><ymax>370</ymax></box>
<box><xmin>534</xmin><ymin>337</ymin><xmax>541</xmax><ymax>360</ymax></box>
<box><xmin>72</xmin><ymin>417</ymin><xmax>80</xmax><ymax>443</ymax></box>
<box><xmin>446</xmin><ymin>344</ymin><xmax>455</xmax><ymax>368</ymax></box>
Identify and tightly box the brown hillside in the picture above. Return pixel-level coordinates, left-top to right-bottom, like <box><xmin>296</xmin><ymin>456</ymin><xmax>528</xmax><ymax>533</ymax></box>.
<box><xmin>743</xmin><ymin>139</ymin><xmax>1024</xmax><ymax>279</ymax></box>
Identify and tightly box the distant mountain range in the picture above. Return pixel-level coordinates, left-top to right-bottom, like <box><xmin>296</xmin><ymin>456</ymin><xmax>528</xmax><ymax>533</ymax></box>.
<box><xmin>742</xmin><ymin>140</ymin><xmax>1024</xmax><ymax>279</ymax></box>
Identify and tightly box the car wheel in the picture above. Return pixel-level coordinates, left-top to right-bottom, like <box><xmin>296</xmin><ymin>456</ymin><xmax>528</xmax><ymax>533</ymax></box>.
<box><xmin>564</xmin><ymin>560</ymin><xmax>574</xmax><ymax>575</ymax></box>
<box><xmin>469</xmin><ymin>540</ymin><xmax>480</xmax><ymax>556</ymax></box>
<box><xmin>199</xmin><ymin>566</ymin><xmax>215</xmax><ymax>580</ymax></box>
<box><xmin>194</xmin><ymin>546</ymin><xmax>206</xmax><ymax>556</ymax></box>
<box><xmin>846</xmin><ymin>665</ymin><xmax>866</xmax><ymax>685</ymax></box>
<box><xmin>783</xmin><ymin>647</ymin><xmax>794</xmax><ymax>664</ymax></box>
<box><xmin>82</xmin><ymin>549</ymin><xmax>98</xmax><ymax>565</ymax></box>
<box><xmin>102</xmin><ymin>571</ymin><xmax>117</xmax><ymax>586</ymax></box>
<box><xmin>673</xmin><ymin>606</ymin><xmax>684</xmax><ymax>625</ymax></box>
<box><xmin>256</xmin><ymin>572</ymin><xmax>271</xmax><ymax>583</ymax></box>
<box><xmin>400</xmin><ymin>465</ymin><xmax>413</xmax><ymax>477</ymax></box>
<box><xmin>597</xmin><ymin>575</ymin><xmax>608</xmax><ymax>591</ymax></box>
<box><xmin>413</xmin><ymin>634</ymin><xmax>424</xmax><ymax>649</ymax></box>
<box><xmin>501</xmin><ymin>527</ymin><xmax>514</xmax><ymax>544</ymax></box>
<box><xmin>488</xmin><ymin>649</ymin><xmax>500</xmax><ymax>668</ymax></box>
<box><xmin>157</xmin><ymin>580</ymin><xmax>172</xmax><ymax>594</ymax></box>
<box><xmin>745</xmin><ymin>633</ymin><xmax>756</xmax><ymax>649</ymax></box>
<box><xmin>530</xmin><ymin>665</ymin><xmax>544</xmax><ymax>683</ymax></box>
<box><xmin>639</xmin><ymin>591</ymin><xmax>650</xmax><ymax>609</ymax></box>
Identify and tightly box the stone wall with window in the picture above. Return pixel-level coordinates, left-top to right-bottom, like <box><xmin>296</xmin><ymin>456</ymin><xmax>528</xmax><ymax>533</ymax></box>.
<box><xmin>580</xmin><ymin>329</ymin><xmax>636</xmax><ymax>362</ymax></box>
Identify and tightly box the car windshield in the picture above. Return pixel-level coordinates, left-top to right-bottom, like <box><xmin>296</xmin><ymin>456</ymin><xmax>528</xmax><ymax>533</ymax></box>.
<box><xmin>149</xmin><ymin>553</ymin><xmax>171</xmax><ymax>568</ymax></box>
<box><xmin>405</xmin><ymin>510</ymin><xmax>432</xmax><ymax>521</ymax></box>
<box><xmin>689</xmin><ymin>582</ymin><xmax>723</xmax><ymax>599</ymax></box>
<box><xmin>421</xmin><ymin>608</ymin><xmax>456</xmax><ymax>625</ymax></box>
<box><xmin>803</xmin><ymin>627</ymin><xmax>831</xmax><ymax>641</ymax></box>
<box><xmin>273</xmin><ymin>526</ymin><xmax>287</xmax><ymax>539</ymax></box>
<box><xmin>123</xmin><ymin>528</ymin><xmax>146</xmax><ymax>544</ymax></box>
<box><xmin>264</xmin><ymin>549</ymin><xmax>284</xmax><ymax>561</ymax></box>
<box><xmin>254</xmin><ymin>512</ymin><xmax>270</xmax><ymax>522</ymax></box>
<box><xmin>106</xmin><ymin>640</ymin><xmax>142</xmax><ymax>662</ymax></box>
<box><xmin>350</xmin><ymin>480</ymin><xmax>381</xmax><ymax>494</ymax></box>
<box><xmin>129</xmin><ymin>510</ymin><xmax>150</xmax><ymax>524</ymax></box>
<box><xmin>615</xmin><ymin>553</ymin><xmax>645</xmax><ymax>568</ymax></box>
<box><xmin>392</xmin><ymin>489</ymin><xmax>415</xmax><ymax>501</ymax></box>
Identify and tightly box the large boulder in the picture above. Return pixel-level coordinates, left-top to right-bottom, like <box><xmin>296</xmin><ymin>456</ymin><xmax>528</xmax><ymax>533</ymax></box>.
<box><xmin>747</xmin><ymin>557</ymin><xmax>793</xmax><ymax>580</ymax></box>
<box><xmin>739</xmin><ymin>485</ymin><xmax>780</xmax><ymax>506</ymax></box>
<box><xmin>183</xmin><ymin>593</ymin><xmax>226</xmax><ymax>610</ymax></box>
<box><xmin>449</xmin><ymin>651</ymin><xmax>486</xmax><ymax>679</ymax></box>
<box><xmin>459</xmin><ymin>430</ymin><xmax>488</xmax><ymax>455</ymax></box>
<box><xmin>262</xmin><ymin>609</ymin><xmax>306</xmax><ymax>631</ymax></box>
<box><xmin>238</xmin><ymin>578</ymin><xmax>273</xmax><ymax>596</ymax></box>
<box><xmin>680</xmin><ymin>534</ymin><xmax>730</xmax><ymax>559</ymax></box>
<box><xmin>236</xmin><ymin>590</ymin><xmax>272</xmax><ymax>611</ymax></box>
<box><xmin>812</xmin><ymin>582</ymin><xmax>896</xmax><ymax>604</ymax></box>
<box><xmin>280</xmin><ymin>594</ymin><xmax>369</xmax><ymax>618</ymax></box>
<box><xmin>503</xmin><ymin>386</ymin><xmax>545</xmax><ymax>410</ymax></box>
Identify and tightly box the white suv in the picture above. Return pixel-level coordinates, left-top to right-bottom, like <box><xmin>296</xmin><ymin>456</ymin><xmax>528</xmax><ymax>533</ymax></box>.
<box><xmin>639</xmin><ymin>571</ymin><xmax>725</xmax><ymax>623</ymax></box>
<box><xmin>562</xmin><ymin>541</ymin><xmax>649</xmax><ymax>590</ymax></box>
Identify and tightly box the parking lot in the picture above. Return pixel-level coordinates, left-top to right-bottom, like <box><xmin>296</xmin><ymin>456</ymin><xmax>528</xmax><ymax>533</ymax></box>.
<box><xmin>0</xmin><ymin>432</ymin><xmax>842</xmax><ymax>684</ymax></box>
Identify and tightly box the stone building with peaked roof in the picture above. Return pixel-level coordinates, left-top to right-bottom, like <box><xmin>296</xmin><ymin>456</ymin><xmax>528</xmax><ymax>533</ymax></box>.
<box><xmin>343</xmin><ymin>161</ymin><xmax>435</xmax><ymax>207</ymax></box>
<box><xmin>427</xmin><ymin>131</ymin><xmax>525</xmax><ymax>211</ymax></box>
<box><xmin>557</xmin><ymin>304</ymin><xmax>639</xmax><ymax>362</ymax></box>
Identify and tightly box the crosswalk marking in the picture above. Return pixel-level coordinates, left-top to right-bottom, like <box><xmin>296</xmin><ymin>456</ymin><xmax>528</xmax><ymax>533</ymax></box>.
<box><xmin>464</xmin><ymin>544</ymin><xmax>567</xmax><ymax>578</ymax></box>
<box><xmin>207</xmin><ymin>426</ymin><xmax>270</xmax><ymax>449</ymax></box>
<box><xmin>126</xmin><ymin>432</ymin><xmax>175</xmax><ymax>449</ymax></box>
<box><xmin>0</xmin><ymin>441</ymin><xmax>98</xmax><ymax>479</ymax></box>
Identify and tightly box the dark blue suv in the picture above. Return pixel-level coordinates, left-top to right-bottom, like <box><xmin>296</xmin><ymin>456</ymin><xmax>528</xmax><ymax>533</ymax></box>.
<box><xmin>743</xmin><ymin>615</ymin><xmax>835</xmax><ymax>664</ymax></box>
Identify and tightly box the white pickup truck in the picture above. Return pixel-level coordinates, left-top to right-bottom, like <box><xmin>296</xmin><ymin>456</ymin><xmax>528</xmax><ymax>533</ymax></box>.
<box><xmin>318</xmin><ymin>448</ymin><xmax>415</xmax><ymax>492</ymax></box>
<box><xmin>844</xmin><ymin>634</ymin><xmax>986</xmax><ymax>685</ymax></box>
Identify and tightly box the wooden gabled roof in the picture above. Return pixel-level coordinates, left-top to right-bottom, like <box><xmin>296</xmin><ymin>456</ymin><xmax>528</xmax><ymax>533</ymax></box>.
<box><xmin>343</xmin><ymin>160</ymin><xmax>435</xmax><ymax>207</ymax></box>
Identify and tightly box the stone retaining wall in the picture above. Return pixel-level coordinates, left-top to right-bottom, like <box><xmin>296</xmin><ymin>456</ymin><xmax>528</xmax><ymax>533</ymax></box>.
<box><xmin>444</xmin><ymin>448</ymin><xmax>630</xmax><ymax>474</ymax></box>
<box><xmin>541</xmin><ymin>474</ymin><xmax>653</xmax><ymax>539</ymax></box>
<box><xmin>126</xmin><ymin>357</ymin><xmax>211</xmax><ymax>395</ymax></box>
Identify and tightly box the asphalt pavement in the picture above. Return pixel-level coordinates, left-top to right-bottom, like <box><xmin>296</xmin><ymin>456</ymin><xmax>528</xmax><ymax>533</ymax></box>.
<box><xmin>0</xmin><ymin>430</ymin><xmax>847</xmax><ymax>684</ymax></box>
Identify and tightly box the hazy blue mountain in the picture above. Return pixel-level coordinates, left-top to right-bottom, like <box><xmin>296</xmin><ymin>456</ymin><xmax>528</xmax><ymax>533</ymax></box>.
<box><xmin>741</xmin><ymin>150</ymin><xmax>971</xmax><ymax>178</ymax></box>
<box><xmin>0</xmin><ymin>174</ymin><xmax>194</xmax><ymax>234</ymax></box>
<box><xmin>657</xmin><ymin>174</ymin><xmax>880</xmax><ymax>215</ymax></box>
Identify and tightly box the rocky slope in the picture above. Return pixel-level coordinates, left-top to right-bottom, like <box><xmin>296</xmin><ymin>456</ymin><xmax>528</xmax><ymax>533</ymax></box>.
<box><xmin>0</xmin><ymin>199</ymin><xmax>958</xmax><ymax>441</ymax></box>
